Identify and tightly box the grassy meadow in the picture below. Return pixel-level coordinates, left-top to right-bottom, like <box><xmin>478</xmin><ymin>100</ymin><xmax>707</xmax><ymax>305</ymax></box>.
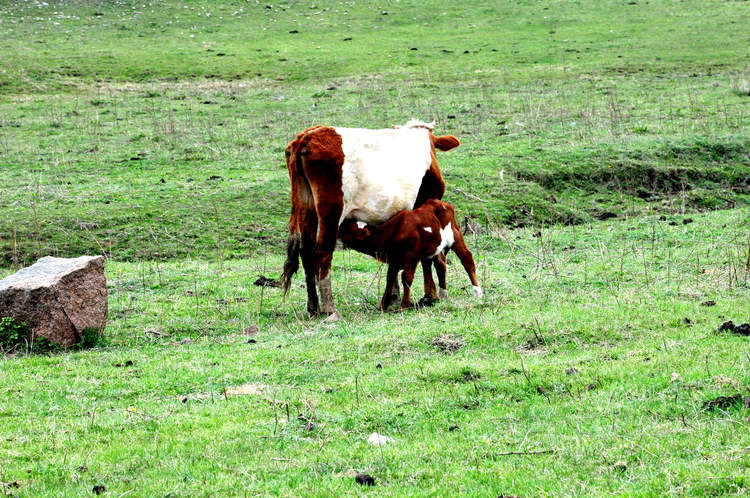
<box><xmin>1</xmin><ymin>0</ymin><xmax>749</xmax><ymax>495</ymax></box>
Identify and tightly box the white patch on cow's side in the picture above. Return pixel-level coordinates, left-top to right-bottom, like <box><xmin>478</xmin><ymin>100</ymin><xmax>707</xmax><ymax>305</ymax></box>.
<box><xmin>438</xmin><ymin>288</ymin><xmax>448</xmax><ymax>299</ymax></box>
<box><xmin>433</xmin><ymin>222</ymin><xmax>455</xmax><ymax>256</ymax></box>
<box><xmin>356</xmin><ymin>221</ymin><xmax>367</xmax><ymax>229</ymax></box>
<box><xmin>423</xmin><ymin>226</ymin><xmax>432</xmax><ymax>233</ymax></box>
<box><xmin>473</xmin><ymin>286</ymin><xmax>483</xmax><ymax>298</ymax></box>
<box><xmin>335</xmin><ymin>124</ymin><xmax>433</xmax><ymax>225</ymax></box>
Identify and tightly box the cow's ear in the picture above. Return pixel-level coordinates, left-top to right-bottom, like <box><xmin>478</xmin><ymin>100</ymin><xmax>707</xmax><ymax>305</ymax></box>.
<box><xmin>434</xmin><ymin>135</ymin><xmax>460</xmax><ymax>151</ymax></box>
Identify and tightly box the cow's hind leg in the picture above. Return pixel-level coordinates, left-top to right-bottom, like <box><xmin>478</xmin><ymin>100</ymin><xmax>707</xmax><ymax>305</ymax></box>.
<box><xmin>313</xmin><ymin>204</ymin><xmax>343</xmax><ymax>321</ymax></box>
<box><xmin>300</xmin><ymin>216</ymin><xmax>320</xmax><ymax>316</ymax></box>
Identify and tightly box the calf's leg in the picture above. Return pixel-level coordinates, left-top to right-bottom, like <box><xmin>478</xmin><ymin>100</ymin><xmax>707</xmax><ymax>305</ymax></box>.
<box><xmin>450</xmin><ymin>229</ymin><xmax>482</xmax><ymax>298</ymax></box>
<box><xmin>400</xmin><ymin>260</ymin><xmax>419</xmax><ymax>309</ymax></box>
<box><xmin>433</xmin><ymin>253</ymin><xmax>448</xmax><ymax>299</ymax></box>
<box><xmin>380</xmin><ymin>265</ymin><xmax>400</xmax><ymax>311</ymax></box>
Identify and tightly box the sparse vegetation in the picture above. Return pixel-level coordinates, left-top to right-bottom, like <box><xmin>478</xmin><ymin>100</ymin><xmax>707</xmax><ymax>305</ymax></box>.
<box><xmin>0</xmin><ymin>0</ymin><xmax>749</xmax><ymax>495</ymax></box>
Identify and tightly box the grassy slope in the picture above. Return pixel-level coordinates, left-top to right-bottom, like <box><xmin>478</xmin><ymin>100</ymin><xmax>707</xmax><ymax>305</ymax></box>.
<box><xmin>1</xmin><ymin>0</ymin><xmax>750</xmax><ymax>495</ymax></box>
<box><xmin>1</xmin><ymin>0</ymin><xmax>749</xmax><ymax>264</ymax></box>
<box><xmin>2</xmin><ymin>209</ymin><xmax>749</xmax><ymax>495</ymax></box>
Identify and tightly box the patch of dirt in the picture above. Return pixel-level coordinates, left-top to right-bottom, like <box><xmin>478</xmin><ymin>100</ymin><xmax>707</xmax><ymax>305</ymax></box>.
<box><xmin>718</xmin><ymin>321</ymin><xmax>750</xmax><ymax>336</ymax></box>
<box><xmin>702</xmin><ymin>394</ymin><xmax>750</xmax><ymax>411</ymax></box>
<box><xmin>432</xmin><ymin>334</ymin><xmax>465</xmax><ymax>354</ymax></box>
<box><xmin>701</xmin><ymin>300</ymin><xmax>716</xmax><ymax>307</ymax></box>
<box><xmin>224</xmin><ymin>383</ymin><xmax>265</xmax><ymax>396</ymax></box>
<box><xmin>355</xmin><ymin>473</ymin><xmax>375</xmax><ymax>486</ymax></box>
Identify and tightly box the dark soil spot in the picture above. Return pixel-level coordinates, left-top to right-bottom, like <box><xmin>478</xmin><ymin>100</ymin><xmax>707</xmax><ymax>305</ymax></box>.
<box><xmin>449</xmin><ymin>425</ymin><xmax>459</xmax><ymax>432</ymax></box>
<box><xmin>701</xmin><ymin>300</ymin><xmax>716</xmax><ymax>307</ymax></box>
<box><xmin>684</xmin><ymin>317</ymin><xmax>692</xmax><ymax>325</ymax></box>
<box><xmin>668</xmin><ymin>221</ymin><xmax>678</xmax><ymax>226</ymax></box>
<box><xmin>658</xmin><ymin>215</ymin><xmax>667</xmax><ymax>221</ymax></box>
<box><xmin>410</xmin><ymin>47</ymin><xmax>418</xmax><ymax>51</ymax></box>
<box><xmin>247</xmin><ymin>338</ymin><xmax>257</xmax><ymax>344</ymax></box>
<box><xmin>289</xmin><ymin>29</ymin><xmax>298</xmax><ymax>33</ymax></box>
<box><xmin>441</xmin><ymin>49</ymin><xmax>453</xmax><ymax>53</ymax></box>
<box><xmin>432</xmin><ymin>334</ymin><xmax>465</xmax><ymax>354</ymax></box>
<box><xmin>343</xmin><ymin>37</ymin><xmax>352</xmax><ymax>41</ymax></box>
<box><xmin>206</xmin><ymin>175</ymin><xmax>222</xmax><ymax>181</ymax></box>
<box><xmin>720</xmin><ymin>321</ymin><xmax>750</xmax><ymax>336</ymax></box>
<box><xmin>682</xmin><ymin>218</ymin><xmax>693</xmax><ymax>225</ymax></box>
<box><xmin>718</xmin><ymin>320</ymin><xmax>736</xmax><ymax>332</ymax></box>
<box><xmin>565</xmin><ymin>367</ymin><xmax>579</xmax><ymax>375</ymax></box>
<box><xmin>536</xmin><ymin>385</ymin><xmax>549</xmax><ymax>395</ymax></box>
<box><xmin>447</xmin><ymin>115</ymin><xmax>456</xmax><ymax>119</ymax></box>
<box><xmin>201</xmin><ymin>100</ymin><xmax>215</xmax><ymax>105</ymax></box>
<box><xmin>93</xmin><ymin>485</ymin><xmax>106</xmax><ymax>495</ymax></box>
<box><xmin>114</xmin><ymin>360</ymin><xmax>133</xmax><ymax>367</ymax></box>
<box><xmin>376</xmin><ymin>363</ymin><xmax>383</xmax><ymax>369</ymax></box>
<box><xmin>598</xmin><ymin>211</ymin><xmax>617</xmax><ymax>221</ymax></box>
<box><xmin>585</xmin><ymin>383</ymin><xmax>597</xmax><ymax>392</ymax></box>
<box><xmin>253</xmin><ymin>275</ymin><xmax>280</xmax><ymax>288</ymax></box>
<box><xmin>355</xmin><ymin>473</ymin><xmax>375</xmax><ymax>486</ymax></box>
<box><xmin>703</xmin><ymin>394</ymin><xmax>750</xmax><ymax>411</ymax></box>
<box><xmin>77</xmin><ymin>466</ymin><xmax>88</xmax><ymax>473</ymax></box>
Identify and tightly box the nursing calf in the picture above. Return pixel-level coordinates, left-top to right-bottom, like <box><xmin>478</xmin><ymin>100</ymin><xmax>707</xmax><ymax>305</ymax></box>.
<box><xmin>339</xmin><ymin>199</ymin><xmax>482</xmax><ymax>310</ymax></box>
<box><xmin>280</xmin><ymin>120</ymin><xmax>460</xmax><ymax>320</ymax></box>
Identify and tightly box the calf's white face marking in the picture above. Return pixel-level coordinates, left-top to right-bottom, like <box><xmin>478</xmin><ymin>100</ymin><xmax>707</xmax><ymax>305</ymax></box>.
<box><xmin>356</xmin><ymin>221</ymin><xmax>367</xmax><ymax>229</ymax></box>
<box><xmin>423</xmin><ymin>226</ymin><xmax>432</xmax><ymax>233</ymax></box>
<box><xmin>433</xmin><ymin>222</ymin><xmax>455</xmax><ymax>256</ymax></box>
<box><xmin>335</xmin><ymin>121</ymin><xmax>433</xmax><ymax>225</ymax></box>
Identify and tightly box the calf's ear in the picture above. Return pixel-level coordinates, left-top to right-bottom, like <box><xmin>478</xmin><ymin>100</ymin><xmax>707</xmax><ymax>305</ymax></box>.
<box><xmin>434</xmin><ymin>135</ymin><xmax>460</xmax><ymax>151</ymax></box>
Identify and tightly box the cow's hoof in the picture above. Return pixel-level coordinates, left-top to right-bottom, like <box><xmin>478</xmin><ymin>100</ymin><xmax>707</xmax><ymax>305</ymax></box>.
<box><xmin>438</xmin><ymin>288</ymin><xmax>448</xmax><ymax>299</ymax></box>
<box><xmin>323</xmin><ymin>312</ymin><xmax>341</xmax><ymax>323</ymax></box>
<box><xmin>418</xmin><ymin>294</ymin><xmax>436</xmax><ymax>308</ymax></box>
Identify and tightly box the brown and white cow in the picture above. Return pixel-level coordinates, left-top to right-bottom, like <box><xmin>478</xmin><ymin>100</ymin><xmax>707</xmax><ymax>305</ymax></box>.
<box><xmin>339</xmin><ymin>199</ymin><xmax>482</xmax><ymax>310</ymax></box>
<box><xmin>280</xmin><ymin>120</ymin><xmax>460</xmax><ymax>320</ymax></box>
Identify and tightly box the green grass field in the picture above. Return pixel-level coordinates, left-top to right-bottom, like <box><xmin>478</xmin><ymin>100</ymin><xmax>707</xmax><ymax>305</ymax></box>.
<box><xmin>1</xmin><ymin>0</ymin><xmax>749</xmax><ymax>495</ymax></box>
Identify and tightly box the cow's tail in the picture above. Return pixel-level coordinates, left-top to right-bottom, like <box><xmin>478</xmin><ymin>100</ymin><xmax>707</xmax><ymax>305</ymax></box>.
<box><xmin>281</xmin><ymin>228</ymin><xmax>301</xmax><ymax>300</ymax></box>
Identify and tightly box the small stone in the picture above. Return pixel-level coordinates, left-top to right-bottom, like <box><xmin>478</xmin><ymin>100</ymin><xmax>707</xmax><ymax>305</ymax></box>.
<box><xmin>367</xmin><ymin>432</ymin><xmax>394</xmax><ymax>446</ymax></box>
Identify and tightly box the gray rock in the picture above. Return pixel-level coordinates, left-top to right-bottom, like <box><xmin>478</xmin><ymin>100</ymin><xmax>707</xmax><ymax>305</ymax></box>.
<box><xmin>0</xmin><ymin>256</ymin><xmax>107</xmax><ymax>346</ymax></box>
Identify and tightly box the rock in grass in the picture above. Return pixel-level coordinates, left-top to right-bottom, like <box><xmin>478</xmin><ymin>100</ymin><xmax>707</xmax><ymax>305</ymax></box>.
<box><xmin>355</xmin><ymin>473</ymin><xmax>375</xmax><ymax>486</ymax></box>
<box><xmin>0</xmin><ymin>256</ymin><xmax>107</xmax><ymax>347</ymax></box>
<box><xmin>367</xmin><ymin>432</ymin><xmax>395</xmax><ymax>446</ymax></box>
